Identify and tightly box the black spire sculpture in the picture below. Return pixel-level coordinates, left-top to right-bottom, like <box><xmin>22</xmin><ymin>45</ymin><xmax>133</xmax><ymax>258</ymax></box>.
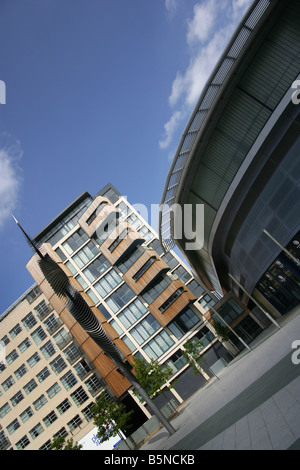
<box><xmin>13</xmin><ymin>216</ymin><xmax>175</xmax><ymax>436</ymax></box>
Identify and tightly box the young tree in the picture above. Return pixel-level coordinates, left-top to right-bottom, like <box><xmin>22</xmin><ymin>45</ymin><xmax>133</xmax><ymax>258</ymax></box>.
<box><xmin>91</xmin><ymin>393</ymin><xmax>134</xmax><ymax>443</ymax></box>
<box><xmin>182</xmin><ymin>337</ymin><xmax>209</xmax><ymax>378</ymax></box>
<box><xmin>132</xmin><ymin>356</ymin><xmax>175</xmax><ymax>401</ymax></box>
<box><xmin>51</xmin><ymin>436</ymin><xmax>82</xmax><ymax>450</ymax></box>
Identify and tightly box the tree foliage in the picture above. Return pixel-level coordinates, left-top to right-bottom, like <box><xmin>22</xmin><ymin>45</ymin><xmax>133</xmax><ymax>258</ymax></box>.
<box><xmin>132</xmin><ymin>356</ymin><xmax>174</xmax><ymax>401</ymax></box>
<box><xmin>182</xmin><ymin>338</ymin><xmax>205</xmax><ymax>375</ymax></box>
<box><xmin>91</xmin><ymin>393</ymin><xmax>134</xmax><ymax>443</ymax></box>
<box><xmin>51</xmin><ymin>436</ymin><xmax>82</xmax><ymax>450</ymax></box>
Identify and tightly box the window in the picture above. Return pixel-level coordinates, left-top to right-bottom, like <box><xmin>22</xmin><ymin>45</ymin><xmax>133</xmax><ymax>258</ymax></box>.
<box><xmin>73</xmin><ymin>360</ymin><xmax>92</xmax><ymax>380</ymax></box>
<box><xmin>148</xmin><ymin>238</ymin><xmax>164</xmax><ymax>256</ymax></box>
<box><xmin>33</xmin><ymin>395</ymin><xmax>48</xmax><ymax>411</ymax></box>
<box><xmin>43</xmin><ymin>411</ymin><xmax>58</xmax><ymax>427</ymax></box>
<box><xmin>199</xmin><ymin>294</ymin><xmax>216</xmax><ymax>312</ymax></box>
<box><xmin>116</xmin><ymin>246</ymin><xmax>145</xmax><ymax>274</ymax></box>
<box><xmin>0</xmin><ymin>430</ymin><xmax>10</xmax><ymax>450</ymax></box>
<box><xmin>62</xmin><ymin>228</ymin><xmax>88</xmax><ymax>255</ymax></box>
<box><xmin>53</xmin><ymin>328</ymin><xmax>72</xmax><ymax>349</ymax></box>
<box><xmin>86</xmin><ymin>202</ymin><xmax>108</xmax><ymax>225</ymax></box>
<box><xmin>0</xmin><ymin>403</ymin><xmax>11</xmax><ymax>419</ymax></box>
<box><xmin>132</xmin><ymin>257</ymin><xmax>157</xmax><ymax>281</ymax></box>
<box><xmin>50</xmin><ymin>355</ymin><xmax>67</xmax><ymax>375</ymax></box>
<box><xmin>29</xmin><ymin>423</ymin><xmax>44</xmax><ymax>440</ymax></box>
<box><xmin>116</xmin><ymin>201</ymin><xmax>130</xmax><ymax>218</ymax></box>
<box><xmin>34</xmin><ymin>300</ymin><xmax>52</xmax><ymax>320</ymax></box>
<box><xmin>57</xmin><ymin>398</ymin><xmax>72</xmax><ymax>415</ymax></box>
<box><xmin>26</xmin><ymin>285</ymin><xmax>41</xmax><ymax>304</ymax></box>
<box><xmin>108</xmin><ymin>227</ymin><xmax>133</xmax><ymax>252</ymax></box>
<box><xmin>72</xmin><ymin>241</ymin><xmax>99</xmax><ymax>269</ymax></box>
<box><xmin>168</xmin><ymin>308</ymin><xmax>201</xmax><ymax>339</ymax></box>
<box><xmin>94</xmin><ymin>270</ymin><xmax>122</xmax><ymax>298</ymax></box>
<box><xmin>9</xmin><ymin>324</ymin><xmax>22</xmax><ymax>339</ymax></box>
<box><xmin>15</xmin><ymin>364</ymin><xmax>28</xmax><ymax>380</ymax></box>
<box><xmin>186</xmin><ymin>280</ymin><xmax>205</xmax><ymax>298</ymax></box>
<box><xmin>31</xmin><ymin>326</ymin><xmax>47</xmax><ymax>345</ymax></box>
<box><xmin>53</xmin><ymin>427</ymin><xmax>68</xmax><ymax>440</ymax></box>
<box><xmin>172</xmin><ymin>265</ymin><xmax>192</xmax><ymax>283</ymax></box>
<box><xmin>158</xmin><ymin>287</ymin><xmax>185</xmax><ymax>313</ymax></box>
<box><xmin>36</xmin><ymin>367</ymin><xmax>51</xmax><ymax>383</ymax></box>
<box><xmin>24</xmin><ymin>379</ymin><xmax>38</xmax><ymax>394</ymax></box>
<box><xmin>141</xmin><ymin>275</ymin><xmax>172</xmax><ymax>305</ymax></box>
<box><xmin>85</xmin><ymin>374</ymin><xmax>103</xmax><ymax>395</ymax></box>
<box><xmin>43</xmin><ymin>314</ymin><xmax>62</xmax><ymax>335</ymax></box>
<box><xmin>11</xmin><ymin>391</ymin><xmax>24</xmax><ymax>407</ymax></box>
<box><xmin>82</xmin><ymin>403</ymin><xmax>94</xmax><ymax>422</ymax></box>
<box><xmin>2</xmin><ymin>376</ymin><xmax>15</xmax><ymax>392</ymax></box>
<box><xmin>27</xmin><ymin>352</ymin><xmax>41</xmax><ymax>368</ymax></box>
<box><xmin>53</xmin><ymin>328</ymin><xmax>71</xmax><ymax>349</ymax></box>
<box><xmin>46</xmin><ymin>383</ymin><xmax>61</xmax><ymax>399</ymax></box>
<box><xmin>71</xmin><ymin>386</ymin><xmax>89</xmax><ymax>407</ymax></box>
<box><xmin>161</xmin><ymin>252</ymin><xmax>179</xmax><ymax>270</ymax></box>
<box><xmin>7</xmin><ymin>418</ymin><xmax>20</xmax><ymax>435</ymax></box>
<box><xmin>83</xmin><ymin>255</ymin><xmax>110</xmax><ymax>283</ymax></box>
<box><xmin>129</xmin><ymin>315</ymin><xmax>160</xmax><ymax>345</ymax></box>
<box><xmin>142</xmin><ymin>331</ymin><xmax>174</xmax><ymax>360</ymax></box>
<box><xmin>40</xmin><ymin>340</ymin><xmax>57</xmax><ymax>360</ymax></box>
<box><xmin>20</xmin><ymin>407</ymin><xmax>34</xmax><ymax>423</ymax></box>
<box><xmin>126</xmin><ymin>213</ymin><xmax>142</xmax><ymax>230</ymax></box>
<box><xmin>60</xmin><ymin>371</ymin><xmax>78</xmax><ymax>390</ymax></box>
<box><xmin>68</xmin><ymin>415</ymin><xmax>83</xmax><ymax>432</ymax></box>
<box><xmin>97</xmin><ymin>304</ymin><xmax>111</xmax><ymax>320</ymax></box>
<box><xmin>1</xmin><ymin>335</ymin><xmax>10</xmax><ymax>346</ymax></box>
<box><xmin>22</xmin><ymin>312</ymin><xmax>37</xmax><ymax>330</ymax></box>
<box><xmin>16</xmin><ymin>435</ymin><xmax>30</xmax><ymax>450</ymax></box>
<box><xmin>138</xmin><ymin>225</ymin><xmax>154</xmax><ymax>242</ymax></box>
<box><xmin>106</xmin><ymin>284</ymin><xmax>135</xmax><ymax>313</ymax></box>
<box><xmin>63</xmin><ymin>343</ymin><xmax>81</xmax><ymax>364</ymax></box>
<box><xmin>18</xmin><ymin>338</ymin><xmax>32</xmax><ymax>353</ymax></box>
<box><xmin>6</xmin><ymin>349</ymin><xmax>19</xmax><ymax>365</ymax></box>
<box><xmin>217</xmin><ymin>298</ymin><xmax>244</xmax><ymax>324</ymax></box>
<box><xmin>117</xmin><ymin>299</ymin><xmax>148</xmax><ymax>329</ymax></box>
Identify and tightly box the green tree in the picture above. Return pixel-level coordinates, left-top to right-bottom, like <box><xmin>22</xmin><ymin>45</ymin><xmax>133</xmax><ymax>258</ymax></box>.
<box><xmin>51</xmin><ymin>436</ymin><xmax>82</xmax><ymax>450</ymax></box>
<box><xmin>91</xmin><ymin>393</ymin><xmax>134</xmax><ymax>443</ymax></box>
<box><xmin>132</xmin><ymin>356</ymin><xmax>174</xmax><ymax>401</ymax></box>
<box><xmin>212</xmin><ymin>320</ymin><xmax>230</xmax><ymax>342</ymax></box>
<box><xmin>182</xmin><ymin>338</ymin><xmax>208</xmax><ymax>376</ymax></box>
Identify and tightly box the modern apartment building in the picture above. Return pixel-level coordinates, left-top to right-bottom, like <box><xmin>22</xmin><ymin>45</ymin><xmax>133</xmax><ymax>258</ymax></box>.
<box><xmin>160</xmin><ymin>0</ymin><xmax>300</xmax><ymax>331</ymax></box>
<box><xmin>1</xmin><ymin>183</ymin><xmax>242</xmax><ymax>450</ymax></box>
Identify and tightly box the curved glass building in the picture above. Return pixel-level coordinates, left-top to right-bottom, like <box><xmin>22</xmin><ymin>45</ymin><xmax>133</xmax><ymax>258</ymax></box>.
<box><xmin>160</xmin><ymin>0</ymin><xmax>300</xmax><ymax>322</ymax></box>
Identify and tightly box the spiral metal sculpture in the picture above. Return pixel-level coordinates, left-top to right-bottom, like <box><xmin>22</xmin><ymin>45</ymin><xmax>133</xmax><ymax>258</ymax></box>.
<box><xmin>13</xmin><ymin>215</ymin><xmax>175</xmax><ymax>435</ymax></box>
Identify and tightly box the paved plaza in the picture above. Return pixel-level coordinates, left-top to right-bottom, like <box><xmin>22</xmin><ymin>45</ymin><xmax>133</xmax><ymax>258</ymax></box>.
<box><xmin>140</xmin><ymin>309</ymin><xmax>300</xmax><ymax>451</ymax></box>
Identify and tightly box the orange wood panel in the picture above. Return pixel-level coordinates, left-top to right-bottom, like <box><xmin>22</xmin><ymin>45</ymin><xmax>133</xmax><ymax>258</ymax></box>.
<box><xmin>100</xmin><ymin>221</ymin><xmax>144</xmax><ymax>265</ymax></box>
<box><xmin>148</xmin><ymin>280</ymin><xmax>197</xmax><ymax>327</ymax></box>
<box><xmin>78</xmin><ymin>195</ymin><xmax>119</xmax><ymax>238</ymax></box>
<box><xmin>123</xmin><ymin>250</ymin><xmax>169</xmax><ymax>295</ymax></box>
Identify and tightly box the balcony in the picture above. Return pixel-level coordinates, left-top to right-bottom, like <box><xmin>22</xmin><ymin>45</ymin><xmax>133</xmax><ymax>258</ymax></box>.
<box><xmin>148</xmin><ymin>280</ymin><xmax>197</xmax><ymax>327</ymax></box>
<box><xmin>78</xmin><ymin>195</ymin><xmax>119</xmax><ymax>238</ymax></box>
<box><xmin>100</xmin><ymin>221</ymin><xmax>144</xmax><ymax>265</ymax></box>
<box><xmin>123</xmin><ymin>250</ymin><xmax>170</xmax><ymax>295</ymax></box>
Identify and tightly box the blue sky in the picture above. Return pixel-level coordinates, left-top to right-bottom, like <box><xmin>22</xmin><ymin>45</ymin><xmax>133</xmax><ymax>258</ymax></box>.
<box><xmin>0</xmin><ymin>0</ymin><xmax>252</xmax><ymax>313</ymax></box>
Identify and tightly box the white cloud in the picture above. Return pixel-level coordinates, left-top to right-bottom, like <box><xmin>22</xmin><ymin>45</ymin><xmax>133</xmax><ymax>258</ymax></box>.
<box><xmin>159</xmin><ymin>110</ymin><xmax>183</xmax><ymax>149</ymax></box>
<box><xmin>165</xmin><ymin>0</ymin><xmax>178</xmax><ymax>14</ymax></box>
<box><xmin>160</xmin><ymin>0</ymin><xmax>253</xmax><ymax>150</ymax></box>
<box><xmin>0</xmin><ymin>137</ymin><xmax>23</xmax><ymax>229</ymax></box>
<box><xmin>187</xmin><ymin>0</ymin><xmax>217</xmax><ymax>45</ymax></box>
